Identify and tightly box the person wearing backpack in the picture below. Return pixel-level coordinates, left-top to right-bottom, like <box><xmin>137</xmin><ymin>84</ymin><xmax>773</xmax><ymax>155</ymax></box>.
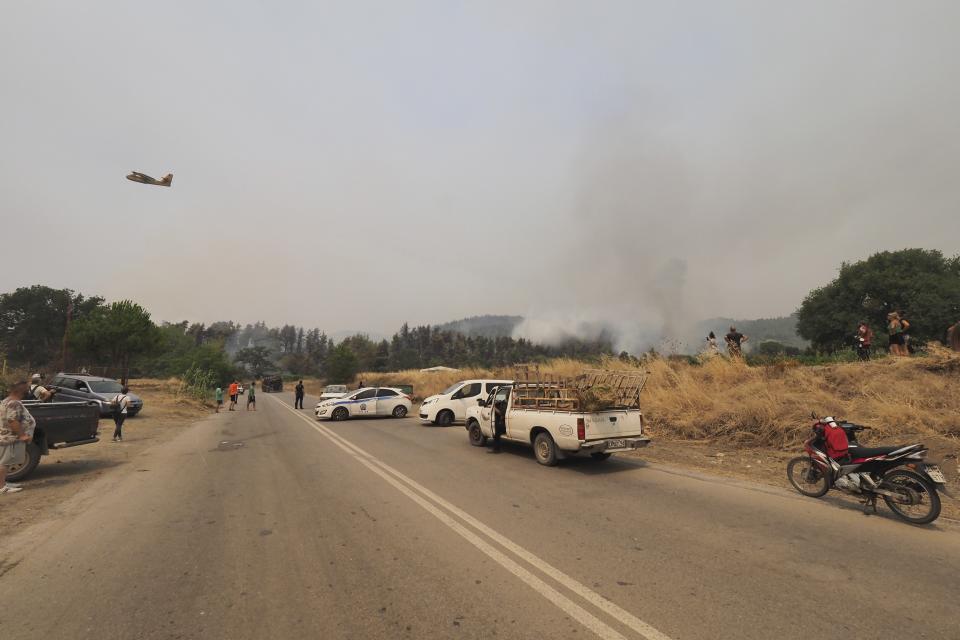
<box><xmin>28</xmin><ymin>373</ymin><xmax>54</xmax><ymax>402</ymax></box>
<box><xmin>111</xmin><ymin>386</ymin><xmax>131</xmax><ymax>442</ymax></box>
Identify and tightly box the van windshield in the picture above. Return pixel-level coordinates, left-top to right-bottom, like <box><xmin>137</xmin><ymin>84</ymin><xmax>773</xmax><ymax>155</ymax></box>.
<box><xmin>88</xmin><ymin>380</ymin><xmax>123</xmax><ymax>393</ymax></box>
<box><xmin>441</xmin><ymin>382</ymin><xmax>464</xmax><ymax>395</ymax></box>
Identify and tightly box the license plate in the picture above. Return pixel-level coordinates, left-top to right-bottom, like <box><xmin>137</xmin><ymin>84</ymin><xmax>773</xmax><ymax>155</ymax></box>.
<box><xmin>606</xmin><ymin>439</ymin><xmax>626</xmax><ymax>450</ymax></box>
<box><xmin>925</xmin><ymin>466</ymin><xmax>947</xmax><ymax>484</ymax></box>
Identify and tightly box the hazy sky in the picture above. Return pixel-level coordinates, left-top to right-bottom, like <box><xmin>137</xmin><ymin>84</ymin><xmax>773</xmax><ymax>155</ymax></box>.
<box><xmin>3</xmin><ymin>1</ymin><xmax>958</xmax><ymax>344</ymax></box>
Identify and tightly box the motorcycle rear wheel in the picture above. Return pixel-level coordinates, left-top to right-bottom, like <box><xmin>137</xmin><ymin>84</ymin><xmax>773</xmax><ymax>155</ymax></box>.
<box><xmin>787</xmin><ymin>457</ymin><xmax>829</xmax><ymax>497</ymax></box>
<box><xmin>880</xmin><ymin>469</ymin><xmax>941</xmax><ymax>525</ymax></box>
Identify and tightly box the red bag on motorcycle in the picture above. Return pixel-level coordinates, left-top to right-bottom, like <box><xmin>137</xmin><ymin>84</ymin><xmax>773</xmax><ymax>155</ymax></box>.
<box><xmin>820</xmin><ymin>420</ymin><xmax>849</xmax><ymax>460</ymax></box>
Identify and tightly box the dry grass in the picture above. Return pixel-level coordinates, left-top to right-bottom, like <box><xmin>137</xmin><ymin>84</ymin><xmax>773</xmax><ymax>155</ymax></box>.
<box><xmin>355</xmin><ymin>347</ymin><xmax>960</xmax><ymax>450</ymax></box>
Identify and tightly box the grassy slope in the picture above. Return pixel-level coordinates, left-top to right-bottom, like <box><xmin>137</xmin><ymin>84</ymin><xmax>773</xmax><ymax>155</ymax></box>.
<box><xmin>354</xmin><ymin>348</ymin><xmax>960</xmax><ymax>449</ymax></box>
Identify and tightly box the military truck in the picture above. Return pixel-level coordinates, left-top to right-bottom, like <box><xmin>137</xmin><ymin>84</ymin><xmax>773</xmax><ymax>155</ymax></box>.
<box><xmin>261</xmin><ymin>375</ymin><xmax>284</xmax><ymax>393</ymax></box>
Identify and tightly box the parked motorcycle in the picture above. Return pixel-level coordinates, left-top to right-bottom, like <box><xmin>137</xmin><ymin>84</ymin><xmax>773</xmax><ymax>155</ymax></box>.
<box><xmin>787</xmin><ymin>414</ymin><xmax>950</xmax><ymax>525</ymax></box>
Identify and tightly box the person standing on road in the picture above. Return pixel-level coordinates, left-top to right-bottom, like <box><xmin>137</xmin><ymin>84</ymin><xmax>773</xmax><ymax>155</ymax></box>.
<box><xmin>111</xmin><ymin>386</ymin><xmax>131</xmax><ymax>442</ymax></box>
<box><xmin>294</xmin><ymin>380</ymin><xmax>305</xmax><ymax>409</ymax></box>
<box><xmin>215</xmin><ymin>386</ymin><xmax>224</xmax><ymax>413</ymax></box>
<box><xmin>1</xmin><ymin>380</ymin><xmax>35</xmax><ymax>494</ymax></box>
<box><xmin>228</xmin><ymin>380</ymin><xmax>239</xmax><ymax>411</ymax></box>
<box><xmin>246</xmin><ymin>382</ymin><xmax>257</xmax><ymax>411</ymax></box>
<box><xmin>489</xmin><ymin>395</ymin><xmax>507</xmax><ymax>454</ymax></box>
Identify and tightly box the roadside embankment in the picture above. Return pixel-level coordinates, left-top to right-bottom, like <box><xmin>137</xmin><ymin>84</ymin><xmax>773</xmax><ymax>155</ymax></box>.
<box><xmin>0</xmin><ymin>378</ymin><xmax>209</xmax><ymax>531</ymax></box>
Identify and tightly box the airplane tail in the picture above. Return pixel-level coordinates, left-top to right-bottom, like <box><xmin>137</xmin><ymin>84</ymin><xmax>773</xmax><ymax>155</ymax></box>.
<box><xmin>161</xmin><ymin>173</ymin><xmax>173</xmax><ymax>186</ymax></box>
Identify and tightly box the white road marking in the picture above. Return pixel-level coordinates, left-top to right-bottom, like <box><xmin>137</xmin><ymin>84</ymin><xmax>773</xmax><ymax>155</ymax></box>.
<box><xmin>270</xmin><ymin>397</ymin><xmax>673</xmax><ymax>640</ymax></box>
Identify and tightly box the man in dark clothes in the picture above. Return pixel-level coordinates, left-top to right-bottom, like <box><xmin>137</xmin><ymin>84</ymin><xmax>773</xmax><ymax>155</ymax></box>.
<box><xmin>294</xmin><ymin>380</ymin><xmax>305</xmax><ymax>409</ymax></box>
<box><xmin>724</xmin><ymin>326</ymin><xmax>748</xmax><ymax>358</ymax></box>
<box><xmin>489</xmin><ymin>395</ymin><xmax>507</xmax><ymax>454</ymax></box>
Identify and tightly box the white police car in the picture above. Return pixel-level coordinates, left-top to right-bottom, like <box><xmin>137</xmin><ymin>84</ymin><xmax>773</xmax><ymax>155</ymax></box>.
<box><xmin>315</xmin><ymin>387</ymin><xmax>412</xmax><ymax>421</ymax></box>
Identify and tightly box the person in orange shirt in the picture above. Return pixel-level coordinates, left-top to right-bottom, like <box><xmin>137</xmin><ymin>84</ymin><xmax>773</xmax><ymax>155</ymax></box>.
<box><xmin>228</xmin><ymin>381</ymin><xmax>239</xmax><ymax>411</ymax></box>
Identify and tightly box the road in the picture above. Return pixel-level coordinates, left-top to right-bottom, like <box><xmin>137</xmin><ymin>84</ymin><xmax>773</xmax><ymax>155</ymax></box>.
<box><xmin>2</xmin><ymin>391</ymin><xmax>959</xmax><ymax>640</ymax></box>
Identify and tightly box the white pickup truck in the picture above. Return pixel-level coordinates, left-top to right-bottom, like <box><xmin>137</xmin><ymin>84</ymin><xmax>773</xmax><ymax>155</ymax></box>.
<box><xmin>464</xmin><ymin>383</ymin><xmax>650</xmax><ymax>466</ymax></box>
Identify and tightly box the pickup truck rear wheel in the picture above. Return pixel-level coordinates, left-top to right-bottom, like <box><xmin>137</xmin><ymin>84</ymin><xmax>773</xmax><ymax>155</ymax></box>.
<box><xmin>533</xmin><ymin>432</ymin><xmax>558</xmax><ymax>466</ymax></box>
<box><xmin>7</xmin><ymin>443</ymin><xmax>42</xmax><ymax>482</ymax></box>
<box><xmin>468</xmin><ymin>421</ymin><xmax>487</xmax><ymax>447</ymax></box>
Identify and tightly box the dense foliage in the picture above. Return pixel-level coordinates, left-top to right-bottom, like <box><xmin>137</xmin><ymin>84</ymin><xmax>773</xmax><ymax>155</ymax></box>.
<box><xmin>0</xmin><ymin>285</ymin><xmax>103</xmax><ymax>367</ymax></box>
<box><xmin>797</xmin><ymin>249</ymin><xmax>960</xmax><ymax>351</ymax></box>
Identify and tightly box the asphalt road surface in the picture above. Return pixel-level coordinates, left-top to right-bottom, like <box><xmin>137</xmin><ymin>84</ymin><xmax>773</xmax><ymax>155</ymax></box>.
<box><xmin>2</xmin><ymin>391</ymin><xmax>959</xmax><ymax>639</ymax></box>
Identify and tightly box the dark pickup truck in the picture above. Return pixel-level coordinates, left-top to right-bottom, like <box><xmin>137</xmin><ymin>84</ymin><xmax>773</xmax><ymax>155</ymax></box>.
<box><xmin>7</xmin><ymin>400</ymin><xmax>100</xmax><ymax>482</ymax></box>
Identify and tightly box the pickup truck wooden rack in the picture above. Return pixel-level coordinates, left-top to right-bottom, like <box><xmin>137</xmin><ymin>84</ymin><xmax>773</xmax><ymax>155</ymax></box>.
<box><xmin>511</xmin><ymin>364</ymin><xmax>648</xmax><ymax>412</ymax></box>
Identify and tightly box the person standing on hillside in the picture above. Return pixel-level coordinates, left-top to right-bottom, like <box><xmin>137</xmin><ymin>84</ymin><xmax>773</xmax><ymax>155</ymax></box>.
<box><xmin>228</xmin><ymin>380</ymin><xmax>239</xmax><ymax>411</ymax></box>
<box><xmin>214</xmin><ymin>386</ymin><xmax>224</xmax><ymax>413</ymax></box>
<box><xmin>724</xmin><ymin>326</ymin><xmax>748</xmax><ymax>358</ymax></box>
<box><xmin>247</xmin><ymin>382</ymin><xmax>257</xmax><ymax>411</ymax></box>
<box><xmin>705</xmin><ymin>332</ymin><xmax>720</xmax><ymax>355</ymax></box>
<box><xmin>1</xmin><ymin>380</ymin><xmax>34</xmax><ymax>494</ymax></box>
<box><xmin>948</xmin><ymin>321</ymin><xmax>960</xmax><ymax>351</ymax></box>
<box><xmin>887</xmin><ymin>312</ymin><xmax>907</xmax><ymax>356</ymax></box>
<box><xmin>294</xmin><ymin>380</ymin><xmax>305</xmax><ymax>409</ymax></box>
<box><xmin>855</xmin><ymin>321</ymin><xmax>874</xmax><ymax>361</ymax></box>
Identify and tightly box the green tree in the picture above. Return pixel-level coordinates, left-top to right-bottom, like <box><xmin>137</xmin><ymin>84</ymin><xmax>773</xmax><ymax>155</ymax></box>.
<box><xmin>235</xmin><ymin>346</ymin><xmax>274</xmax><ymax>376</ymax></box>
<box><xmin>0</xmin><ymin>285</ymin><xmax>104</xmax><ymax>367</ymax></box>
<box><xmin>326</xmin><ymin>343</ymin><xmax>358</xmax><ymax>383</ymax></box>
<box><xmin>69</xmin><ymin>300</ymin><xmax>161</xmax><ymax>383</ymax></box>
<box><xmin>797</xmin><ymin>249</ymin><xmax>960</xmax><ymax>351</ymax></box>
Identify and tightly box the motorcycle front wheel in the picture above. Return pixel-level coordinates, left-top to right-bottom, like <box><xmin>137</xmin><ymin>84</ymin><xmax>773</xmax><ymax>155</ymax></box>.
<box><xmin>880</xmin><ymin>469</ymin><xmax>941</xmax><ymax>525</ymax></box>
<box><xmin>787</xmin><ymin>457</ymin><xmax>830</xmax><ymax>497</ymax></box>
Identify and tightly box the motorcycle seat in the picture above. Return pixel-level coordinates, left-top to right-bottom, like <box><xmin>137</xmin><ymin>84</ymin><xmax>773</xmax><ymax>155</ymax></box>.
<box><xmin>847</xmin><ymin>445</ymin><xmax>904</xmax><ymax>458</ymax></box>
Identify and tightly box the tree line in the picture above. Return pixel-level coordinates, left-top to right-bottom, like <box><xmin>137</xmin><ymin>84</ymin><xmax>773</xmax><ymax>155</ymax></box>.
<box><xmin>1</xmin><ymin>248</ymin><xmax>955</xmax><ymax>384</ymax></box>
<box><xmin>0</xmin><ymin>286</ymin><xmax>613</xmax><ymax>384</ymax></box>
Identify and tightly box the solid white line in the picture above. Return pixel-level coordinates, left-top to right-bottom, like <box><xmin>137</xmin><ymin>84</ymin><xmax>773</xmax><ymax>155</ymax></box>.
<box><xmin>270</xmin><ymin>397</ymin><xmax>673</xmax><ymax>640</ymax></box>
<box><xmin>272</xmin><ymin>400</ymin><xmax>626</xmax><ymax>639</ymax></box>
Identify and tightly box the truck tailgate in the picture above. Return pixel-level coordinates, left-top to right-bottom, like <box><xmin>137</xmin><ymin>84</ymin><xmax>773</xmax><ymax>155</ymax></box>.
<box><xmin>583</xmin><ymin>410</ymin><xmax>643</xmax><ymax>440</ymax></box>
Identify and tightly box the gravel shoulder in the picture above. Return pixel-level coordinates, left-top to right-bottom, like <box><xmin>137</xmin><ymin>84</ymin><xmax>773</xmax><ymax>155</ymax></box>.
<box><xmin>0</xmin><ymin>379</ymin><xmax>210</xmax><ymax>532</ymax></box>
<box><xmin>632</xmin><ymin>433</ymin><xmax>960</xmax><ymax>520</ymax></box>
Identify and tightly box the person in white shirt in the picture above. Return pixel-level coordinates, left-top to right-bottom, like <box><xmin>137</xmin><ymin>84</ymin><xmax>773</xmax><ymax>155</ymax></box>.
<box><xmin>111</xmin><ymin>386</ymin><xmax>131</xmax><ymax>442</ymax></box>
<box><xmin>29</xmin><ymin>373</ymin><xmax>53</xmax><ymax>402</ymax></box>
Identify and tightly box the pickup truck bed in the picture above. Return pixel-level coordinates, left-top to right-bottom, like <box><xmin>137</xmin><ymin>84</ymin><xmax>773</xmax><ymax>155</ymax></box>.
<box><xmin>7</xmin><ymin>401</ymin><xmax>101</xmax><ymax>481</ymax></box>
<box><xmin>465</xmin><ymin>384</ymin><xmax>650</xmax><ymax>466</ymax></box>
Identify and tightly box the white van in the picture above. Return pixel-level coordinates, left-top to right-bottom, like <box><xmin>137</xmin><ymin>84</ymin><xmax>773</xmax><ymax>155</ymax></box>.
<box><xmin>419</xmin><ymin>379</ymin><xmax>513</xmax><ymax>426</ymax></box>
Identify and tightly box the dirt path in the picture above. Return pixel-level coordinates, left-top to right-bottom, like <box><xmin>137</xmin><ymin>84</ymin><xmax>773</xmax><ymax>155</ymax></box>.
<box><xmin>0</xmin><ymin>379</ymin><xmax>210</xmax><ymax>532</ymax></box>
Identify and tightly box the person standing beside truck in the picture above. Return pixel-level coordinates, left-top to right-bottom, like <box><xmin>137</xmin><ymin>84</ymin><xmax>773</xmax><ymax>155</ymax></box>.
<box><xmin>29</xmin><ymin>373</ymin><xmax>54</xmax><ymax>402</ymax></box>
<box><xmin>1</xmin><ymin>380</ymin><xmax>35</xmax><ymax>494</ymax></box>
<box><xmin>489</xmin><ymin>394</ymin><xmax>507</xmax><ymax>454</ymax></box>
<box><xmin>111</xmin><ymin>386</ymin><xmax>131</xmax><ymax>442</ymax></box>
